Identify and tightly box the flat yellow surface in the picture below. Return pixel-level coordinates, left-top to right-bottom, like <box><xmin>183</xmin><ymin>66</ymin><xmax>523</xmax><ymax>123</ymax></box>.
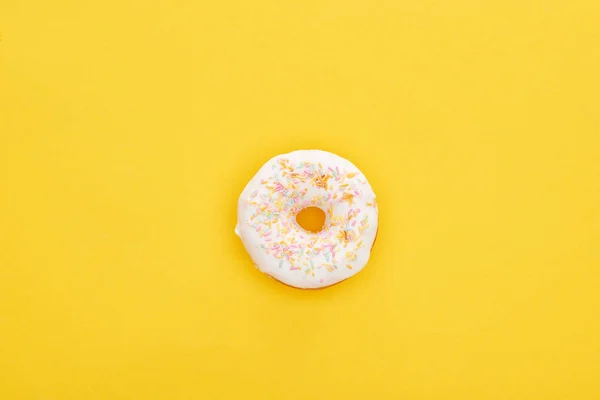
<box><xmin>1</xmin><ymin>1</ymin><xmax>599</xmax><ymax>399</ymax></box>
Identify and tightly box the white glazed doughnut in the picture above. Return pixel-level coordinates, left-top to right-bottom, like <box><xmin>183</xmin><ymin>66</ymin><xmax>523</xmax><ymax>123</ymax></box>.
<box><xmin>236</xmin><ymin>150</ymin><xmax>378</xmax><ymax>289</ymax></box>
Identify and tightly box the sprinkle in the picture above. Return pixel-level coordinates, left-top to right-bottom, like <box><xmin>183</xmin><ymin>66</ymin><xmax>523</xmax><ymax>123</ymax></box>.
<box><xmin>245</xmin><ymin>157</ymin><xmax>373</xmax><ymax>281</ymax></box>
<box><xmin>341</xmin><ymin>193</ymin><xmax>354</xmax><ymax>205</ymax></box>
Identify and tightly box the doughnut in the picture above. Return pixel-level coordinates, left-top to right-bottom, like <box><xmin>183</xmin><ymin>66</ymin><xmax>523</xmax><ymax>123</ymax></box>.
<box><xmin>236</xmin><ymin>150</ymin><xmax>378</xmax><ymax>289</ymax></box>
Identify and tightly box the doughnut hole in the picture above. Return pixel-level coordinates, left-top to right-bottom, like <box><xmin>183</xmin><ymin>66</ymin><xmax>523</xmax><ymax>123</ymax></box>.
<box><xmin>296</xmin><ymin>207</ymin><xmax>326</xmax><ymax>233</ymax></box>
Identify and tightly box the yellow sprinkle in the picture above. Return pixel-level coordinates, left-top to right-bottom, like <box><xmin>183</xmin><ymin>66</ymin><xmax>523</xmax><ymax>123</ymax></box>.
<box><xmin>346</xmin><ymin>264</ymin><xmax>353</xmax><ymax>269</ymax></box>
<box><xmin>341</xmin><ymin>193</ymin><xmax>354</xmax><ymax>204</ymax></box>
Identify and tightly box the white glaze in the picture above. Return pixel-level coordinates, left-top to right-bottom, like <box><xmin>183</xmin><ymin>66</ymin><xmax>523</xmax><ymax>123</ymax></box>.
<box><xmin>236</xmin><ymin>150</ymin><xmax>378</xmax><ymax>289</ymax></box>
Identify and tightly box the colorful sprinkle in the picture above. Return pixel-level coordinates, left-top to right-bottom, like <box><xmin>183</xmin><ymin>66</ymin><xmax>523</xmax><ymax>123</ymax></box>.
<box><xmin>244</xmin><ymin>157</ymin><xmax>375</xmax><ymax>280</ymax></box>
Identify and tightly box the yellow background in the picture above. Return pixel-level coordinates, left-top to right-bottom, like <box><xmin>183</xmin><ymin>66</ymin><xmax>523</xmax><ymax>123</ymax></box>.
<box><xmin>1</xmin><ymin>0</ymin><xmax>599</xmax><ymax>398</ymax></box>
